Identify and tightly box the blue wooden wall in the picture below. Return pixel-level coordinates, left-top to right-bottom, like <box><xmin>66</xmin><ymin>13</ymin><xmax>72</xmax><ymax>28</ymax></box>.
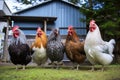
<box><xmin>14</xmin><ymin>1</ymin><xmax>86</xmax><ymax>35</ymax></box>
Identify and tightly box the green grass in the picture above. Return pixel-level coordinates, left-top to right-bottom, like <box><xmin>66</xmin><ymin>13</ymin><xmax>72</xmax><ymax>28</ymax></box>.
<box><xmin>0</xmin><ymin>64</ymin><xmax>120</xmax><ymax>80</ymax></box>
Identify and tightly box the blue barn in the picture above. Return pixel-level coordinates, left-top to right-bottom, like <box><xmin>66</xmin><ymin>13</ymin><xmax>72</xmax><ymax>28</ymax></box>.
<box><xmin>1</xmin><ymin>0</ymin><xmax>87</xmax><ymax>62</ymax></box>
<box><xmin>9</xmin><ymin>0</ymin><xmax>86</xmax><ymax>36</ymax></box>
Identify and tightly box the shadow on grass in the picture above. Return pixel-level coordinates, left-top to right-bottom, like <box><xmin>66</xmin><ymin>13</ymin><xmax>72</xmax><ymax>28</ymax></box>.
<box><xmin>112</xmin><ymin>78</ymin><xmax>120</xmax><ymax>80</ymax></box>
<box><xmin>0</xmin><ymin>62</ymin><xmax>117</xmax><ymax>72</ymax></box>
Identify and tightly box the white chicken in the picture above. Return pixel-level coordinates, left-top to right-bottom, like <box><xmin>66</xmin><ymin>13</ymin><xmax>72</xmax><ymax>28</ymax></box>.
<box><xmin>84</xmin><ymin>20</ymin><xmax>115</xmax><ymax>71</ymax></box>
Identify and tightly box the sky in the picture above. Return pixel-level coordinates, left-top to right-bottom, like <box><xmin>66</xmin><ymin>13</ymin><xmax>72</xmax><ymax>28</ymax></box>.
<box><xmin>5</xmin><ymin>0</ymin><xmax>82</xmax><ymax>13</ymax></box>
<box><xmin>5</xmin><ymin>0</ymin><xmax>43</xmax><ymax>13</ymax></box>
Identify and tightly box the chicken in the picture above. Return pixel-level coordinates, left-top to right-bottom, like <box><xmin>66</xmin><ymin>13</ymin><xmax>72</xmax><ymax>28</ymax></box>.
<box><xmin>47</xmin><ymin>28</ymin><xmax>64</xmax><ymax>68</ymax></box>
<box><xmin>84</xmin><ymin>20</ymin><xmax>115</xmax><ymax>71</ymax></box>
<box><xmin>8</xmin><ymin>26</ymin><xmax>32</xmax><ymax>70</ymax></box>
<box><xmin>31</xmin><ymin>27</ymin><xmax>48</xmax><ymax>66</ymax></box>
<box><xmin>65</xmin><ymin>26</ymin><xmax>86</xmax><ymax>70</ymax></box>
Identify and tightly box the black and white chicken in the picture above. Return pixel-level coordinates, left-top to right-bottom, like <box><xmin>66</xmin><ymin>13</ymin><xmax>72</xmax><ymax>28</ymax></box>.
<box><xmin>47</xmin><ymin>28</ymin><xmax>64</xmax><ymax>68</ymax></box>
<box><xmin>8</xmin><ymin>26</ymin><xmax>32</xmax><ymax>70</ymax></box>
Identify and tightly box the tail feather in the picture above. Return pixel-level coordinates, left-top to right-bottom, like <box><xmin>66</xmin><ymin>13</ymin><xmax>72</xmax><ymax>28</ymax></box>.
<box><xmin>109</xmin><ymin>39</ymin><xmax>116</xmax><ymax>45</ymax></box>
<box><xmin>108</xmin><ymin>39</ymin><xmax>116</xmax><ymax>57</ymax></box>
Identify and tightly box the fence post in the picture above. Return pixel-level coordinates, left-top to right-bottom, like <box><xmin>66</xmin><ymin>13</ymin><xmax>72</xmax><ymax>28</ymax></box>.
<box><xmin>2</xmin><ymin>20</ymin><xmax>9</xmax><ymax>62</ymax></box>
<box><xmin>44</xmin><ymin>20</ymin><xmax>47</xmax><ymax>33</ymax></box>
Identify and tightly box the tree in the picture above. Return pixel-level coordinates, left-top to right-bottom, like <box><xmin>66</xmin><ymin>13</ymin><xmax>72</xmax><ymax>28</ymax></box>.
<box><xmin>17</xmin><ymin>0</ymin><xmax>32</xmax><ymax>4</ymax></box>
<box><xmin>20</xmin><ymin>0</ymin><xmax>80</xmax><ymax>4</ymax></box>
<box><xmin>68</xmin><ymin>0</ymin><xmax>79</xmax><ymax>4</ymax></box>
<box><xmin>80</xmin><ymin>0</ymin><xmax>120</xmax><ymax>63</ymax></box>
<box><xmin>23</xmin><ymin>0</ymin><xmax>31</xmax><ymax>4</ymax></box>
<box><xmin>17</xmin><ymin>0</ymin><xmax>46</xmax><ymax>4</ymax></box>
<box><xmin>80</xmin><ymin>0</ymin><xmax>120</xmax><ymax>40</ymax></box>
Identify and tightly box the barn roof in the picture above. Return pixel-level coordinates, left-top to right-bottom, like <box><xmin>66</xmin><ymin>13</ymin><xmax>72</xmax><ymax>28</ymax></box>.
<box><xmin>13</xmin><ymin>0</ymin><xmax>81</xmax><ymax>14</ymax></box>
<box><xmin>0</xmin><ymin>0</ymin><xmax>12</xmax><ymax>16</ymax></box>
<box><xmin>3</xmin><ymin>15</ymin><xmax>57</xmax><ymax>22</ymax></box>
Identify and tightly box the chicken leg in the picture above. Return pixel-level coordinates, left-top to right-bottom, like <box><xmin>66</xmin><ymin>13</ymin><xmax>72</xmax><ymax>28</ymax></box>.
<box><xmin>91</xmin><ymin>65</ymin><xmax>95</xmax><ymax>71</ymax></box>
<box><xmin>22</xmin><ymin>65</ymin><xmax>25</xmax><ymax>70</ymax></box>
<box><xmin>76</xmin><ymin>64</ymin><xmax>80</xmax><ymax>70</ymax></box>
<box><xmin>101</xmin><ymin>65</ymin><xmax>104</xmax><ymax>71</ymax></box>
<box><xmin>16</xmin><ymin>65</ymin><xmax>18</xmax><ymax>70</ymax></box>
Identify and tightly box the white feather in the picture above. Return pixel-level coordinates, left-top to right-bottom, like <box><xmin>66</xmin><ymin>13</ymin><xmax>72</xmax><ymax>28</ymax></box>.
<box><xmin>84</xmin><ymin>22</ymin><xmax>115</xmax><ymax>65</ymax></box>
<box><xmin>32</xmin><ymin>44</ymin><xmax>47</xmax><ymax>65</ymax></box>
<box><xmin>10</xmin><ymin>29</ymin><xmax>27</xmax><ymax>44</ymax></box>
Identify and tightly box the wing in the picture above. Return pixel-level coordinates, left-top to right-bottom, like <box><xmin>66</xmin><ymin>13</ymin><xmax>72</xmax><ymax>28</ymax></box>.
<box><xmin>8</xmin><ymin>43</ymin><xmax>31</xmax><ymax>56</ymax></box>
<box><xmin>69</xmin><ymin>41</ymin><xmax>85</xmax><ymax>55</ymax></box>
<box><xmin>20</xmin><ymin>44</ymin><xmax>31</xmax><ymax>55</ymax></box>
<box><xmin>47</xmin><ymin>40</ymin><xmax>64</xmax><ymax>61</ymax></box>
<box><xmin>47</xmin><ymin>41</ymin><xmax>64</xmax><ymax>54</ymax></box>
<box><xmin>8</xmin><ymin>44</ymin><xmax>19</xmax><ymax>57</ymax></box>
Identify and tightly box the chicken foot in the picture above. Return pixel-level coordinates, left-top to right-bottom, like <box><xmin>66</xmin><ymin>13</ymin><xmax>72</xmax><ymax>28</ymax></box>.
<box><xmin>71</xmin><ymin>63</ymin><xmax>79</xmax><ymax>70</ymax></box>
<box><xmin>101</xmin><ymin>65</ymin><xmax>104</xmax><ymax>71</ymax></box>
<box><xmin>91</xmin><ymin>65</ymin><xmax>95</xmax><ymax>71</ymax></box>
<box><xmin>15</xmin><ymin>65</ymin><xmax>25</xmax><ymax>70</ymax></box>
<box><xmin>91</xmin><ymin>65</ymin><xmax>104</xmax><ymax>71</ymax></box>
<box><xmin>22</xmin><ymin>65</ymin><xmax>26</xmax><ymax>70</ymax></box>
<box><xmin>16</xmin><ymin>65</ymin><xmax>18</xmax><ymax>70</ymax></box>
<box><xmin>76</xmin><ymin>64</ymin><xmax>80</xmax><ymax>70</ymax></box>
<box><xmin>53</xmin><ymin>61</ymin><xmax>61</xmax><ymax>69</ymax></box>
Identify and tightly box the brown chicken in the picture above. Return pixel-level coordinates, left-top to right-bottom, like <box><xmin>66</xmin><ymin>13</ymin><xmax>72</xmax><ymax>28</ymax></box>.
<box><xmin>31</xmin><ymin>27</ymin><xmax>48</xmax><ymax>66</ymax></box>
<box><xmin>65</xmin><ymin>26</ymin><xmax>86</xmax><ymax>70</ymax></box>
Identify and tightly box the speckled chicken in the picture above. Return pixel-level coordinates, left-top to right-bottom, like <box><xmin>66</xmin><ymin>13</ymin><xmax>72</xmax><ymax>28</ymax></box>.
<box><xmin>47</xmin><ymin>28</ymin><xmax>64</xmax><ymax>68</ymax></box>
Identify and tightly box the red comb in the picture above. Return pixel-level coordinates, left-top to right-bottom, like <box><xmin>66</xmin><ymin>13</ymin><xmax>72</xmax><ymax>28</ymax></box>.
<box><xmin>12</xmin><ymin>25</ymin><xmax>19</xmax><ymax>32</ymax></box>
<box><xmin>68</xmin><ymin>25</ymin><xmax>73</xmax><ymax>29</ymax></box>
<box><xmin>37</xmin><ymin>27</ymin><xmax>41</xmax><ymax>32</ymax></box>
<box><xmin>90</xmin><ymin>20</ymin><xmax>95</xmax><ymax>24</ymax></box>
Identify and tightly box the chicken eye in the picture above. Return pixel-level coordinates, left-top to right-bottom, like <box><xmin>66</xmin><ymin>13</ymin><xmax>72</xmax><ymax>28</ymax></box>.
<box><xmin>13</xmin><ymin>30</ymin><xmax>19</xmax><ymax>34</ymax></box>
<box><xmin>13</xmin><ymin>30</ymin><xmax>19</xmax><ymax>38</ymax></box>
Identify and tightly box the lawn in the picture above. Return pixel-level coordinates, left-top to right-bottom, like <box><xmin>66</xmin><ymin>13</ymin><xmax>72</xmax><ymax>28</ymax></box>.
<box><xmin>0</xmin><ymin>63</ymin><xmax>120</xmax><ymax>80</ymax></box>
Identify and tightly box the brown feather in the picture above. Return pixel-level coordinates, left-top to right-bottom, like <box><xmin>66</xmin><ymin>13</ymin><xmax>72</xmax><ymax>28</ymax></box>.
<box><xmin>31</xmin><ymin>30</ymin><xmax>47</xmax><ymax>49</ymax></box>
<box><xmin>65</xmin><ymin>27</ymin><xmax>86</xmax><ymax>64</ymax></box>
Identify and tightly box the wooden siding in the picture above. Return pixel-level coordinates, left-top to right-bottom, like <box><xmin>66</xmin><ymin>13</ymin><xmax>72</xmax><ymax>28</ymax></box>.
<box><xmin>14</xmin><ymin>1</ymin><xmax>86</xmax><ymax>35</ymax></box>
<box><xmin>14</xmin><ymin>21</ymin><xmax>43</xmax><ymax>34</ymax></box>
